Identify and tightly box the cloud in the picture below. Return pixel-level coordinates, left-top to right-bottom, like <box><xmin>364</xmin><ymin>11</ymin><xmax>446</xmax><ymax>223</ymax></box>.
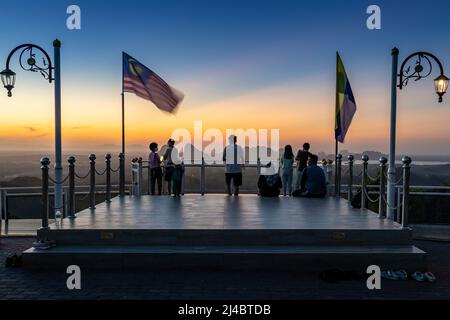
<box><xmin>22</xmin><ymin>126</ymin><xmax>37</xmax><ymax>132</ymax></box>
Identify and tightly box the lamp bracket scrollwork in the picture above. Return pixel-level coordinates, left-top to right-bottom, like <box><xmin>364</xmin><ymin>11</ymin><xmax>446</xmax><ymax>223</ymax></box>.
<box><xmin>5</xmin><ymin>44</ymin><xmax>53</xmax><ymax>83</ymax></box>
<box><xmin>398</xmin><ymin>51</ymin><xmax>444</xmax><ymax>89</ymax></box>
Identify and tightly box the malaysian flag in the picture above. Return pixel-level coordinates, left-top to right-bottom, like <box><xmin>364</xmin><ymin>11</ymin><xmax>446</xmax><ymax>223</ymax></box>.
<box><xmin>123</xmin><ymin>52</ymin><xmax>184</xmax><ymax>113</ymax></box>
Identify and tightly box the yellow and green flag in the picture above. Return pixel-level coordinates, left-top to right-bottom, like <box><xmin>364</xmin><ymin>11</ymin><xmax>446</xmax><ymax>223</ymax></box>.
<box><xmin>335</xmin><ymin>52</ymin><xmax>357</xmax><ymax>143</ymax></box>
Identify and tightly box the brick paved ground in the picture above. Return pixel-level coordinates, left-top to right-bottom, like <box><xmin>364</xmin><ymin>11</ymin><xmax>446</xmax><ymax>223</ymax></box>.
<box><xmin>0</xmin><ymin>237</ymin><xmax>449</xmax><ymax>300</ymax></box>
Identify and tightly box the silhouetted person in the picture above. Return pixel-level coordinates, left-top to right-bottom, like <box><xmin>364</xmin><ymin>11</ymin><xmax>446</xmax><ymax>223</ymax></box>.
<box><xmin>293</xmin><ymin>154</ymin><xmax>327</xmax><ymax>198</ymax></box>
<box><xmin>258</xmin><ymin>163</ymin><xmax>282</xmax><ymax>197</ymax></box>
<box><xmin>172</xmin><ymin>157</ymin><xmax>183</xmax><ymax>197</ymax></box>
<box><xmin>164</xmin><ymin>138</ymin><xmax>182</xmax><ymax>197</ymax></box>
<box><xmin>295</xmin><ymin>142</ymin><xmax>312</xmax><ymax>190</ymax></box>
<box><xmin>163</xmin><ymin>139</ymin><xmax>175</xmax><ymax>194</ymax></box>
<box><xmin>223</xmin><ymin>134</ymin><xmax>244</xmax><ymax>196</ymax></box>
<box><xmin>281</xmin><ymin>144</ymin><xmax>294</xmax><ymax>196</ymax></box>
<box><xmin>148</xmin><ymin>142</ymin><xmax>162</xmax><ymax>195</ymax></box>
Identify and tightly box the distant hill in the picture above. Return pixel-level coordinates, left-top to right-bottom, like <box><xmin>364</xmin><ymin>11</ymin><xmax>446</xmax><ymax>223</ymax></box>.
<box><xmin>0</xmin><ymin>176</ymin><xmax>42</xmax><ymax>187</ymax></box>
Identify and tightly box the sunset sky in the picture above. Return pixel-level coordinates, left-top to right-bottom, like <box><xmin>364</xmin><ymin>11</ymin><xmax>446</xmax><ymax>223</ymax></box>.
<box><xmin>1</xmin><ymin>0</ymin><xmax>450</xmax><ymax>155</ymax></box>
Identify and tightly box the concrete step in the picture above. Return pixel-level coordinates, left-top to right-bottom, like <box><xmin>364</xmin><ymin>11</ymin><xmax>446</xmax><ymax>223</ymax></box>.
<box><xmin>22</xmin><ymin>244</ymin><xmax>426</xmax><ymax>271</ymax></box>
<box><xmin>410</xmin><ymin>224</ymin><xmax>450</xmax><ymax>241</ymax></box>
<box><xmin>37</xmin><ymin>228</ymin><xmax>413</xmax><ymax>247</ymax></box>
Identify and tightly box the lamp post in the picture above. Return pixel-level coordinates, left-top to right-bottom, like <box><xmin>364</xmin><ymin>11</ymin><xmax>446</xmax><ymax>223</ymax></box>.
<box><xmin>1</xmin><ymin>40</ymin><xmax>63</xmax><ymax>221</ymax></box>
<box><xmin>387</xmin><ymin>48</ymin><xmax>449</xmax><ymax>220</ymax></box>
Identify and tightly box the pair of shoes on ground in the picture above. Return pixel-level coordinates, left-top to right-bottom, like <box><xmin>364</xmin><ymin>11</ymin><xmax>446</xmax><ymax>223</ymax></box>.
<box><xmin>381</xmin><ymin>270</ymin><xmax>408</xmax><ymax>280</ymax></box>
<box><xmin>382</xmin><ymin>270</ymin><xmax>436</xmax><ymax>282</ymax></box>
<box><xmin>411</xmin><ymin>271</ymin><xmax>436</xmax><ymax>282</ymax></box>
<box><xmin>32</xmin><ymin>239</ymin><xmax>56</xmax><ymax>250</ymax></box>
<box><xmin>5</xmin><ymin>254</ymin><xmax>22</xmax><ymax>267</ymax></box>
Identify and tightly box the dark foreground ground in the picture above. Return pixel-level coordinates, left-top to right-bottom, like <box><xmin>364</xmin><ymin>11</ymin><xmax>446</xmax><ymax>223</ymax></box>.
<box><xmin>0</xmin><ymin>237</ymin><xmax>449</xmax><ymax>300</ymax></box>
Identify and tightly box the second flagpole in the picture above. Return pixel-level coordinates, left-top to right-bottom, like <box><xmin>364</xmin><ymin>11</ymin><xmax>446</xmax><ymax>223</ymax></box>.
<box><xmin>120</xmin><ymin>52</ymin><xmax>126</xmax><ymax>196</ymax></box>
<box><xmin>121</xmin><ymin>52</ymin><xmax>125</xmax><ymax>156</ymax></box>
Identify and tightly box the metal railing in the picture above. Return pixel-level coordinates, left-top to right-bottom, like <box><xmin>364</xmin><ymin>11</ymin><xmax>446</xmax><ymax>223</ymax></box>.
<box><xmin>0</xmin><ymin>184</ymin><xmax>132</xmax><ymax>235</ymax></box>
<box><xmin>334</xmin><ymin>154</ymin><xmax>417</xmax><ymax>228</ymax></box>
<box><xmin>130</xmin><ymin>154</ymin><xmax>413</xmax><ymax>228</ymax></box>
<box><xmin>3</xmin><ymin>152</ymin><xmax>450</xmax><ymax>236</ymax></box>
<box><xmin>0</xmin><ymin>153</ymin><xmax>132</xmax><ymax>236</ymax></box>
<box><xmin>130</xmin><ymin>157</ymin><xmax>266</xmax><ymax>197</ymax></box>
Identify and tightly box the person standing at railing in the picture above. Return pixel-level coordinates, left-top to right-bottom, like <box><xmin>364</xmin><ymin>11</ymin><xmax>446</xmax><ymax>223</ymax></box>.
<box><xmin>163</xmin><ymin>138</ymin><xmax>176</xmax><ymax>195</ymax></box>
<box><xmin>223</xmin><ymin>134</ymin><xmax>244</xmax><ymax>196</ymax></box>
<box><xmin>295</xmin><ymin>142</ymin><xmax>312</xmax><ymax>190</ymax></box>
<box><xmin>172</xmin><ymin>157</ymin><xmax>183</xmax><ymax>197</ymax></box>
<box><xmin>149</xmin><ymin>142</ymin><xmax>162</xmax><ymax>195</ymax></box>
<box><xmin>281</xmin><ymin>145</ymin><xmax>294</xmax><ymax>196</ymax></box>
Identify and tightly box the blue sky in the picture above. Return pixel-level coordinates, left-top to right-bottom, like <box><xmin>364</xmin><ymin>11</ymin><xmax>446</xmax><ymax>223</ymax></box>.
<box><xmin>1</xmin><ymin>0</ymin><xmax>450</xmax><ymax>155</ymax></box>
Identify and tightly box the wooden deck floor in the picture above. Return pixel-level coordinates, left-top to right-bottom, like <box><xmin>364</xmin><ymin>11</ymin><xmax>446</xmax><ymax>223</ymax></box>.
<box><xmin>51</xmin><ymin>194</ymin><xmax>402</xmax><ymax>230</ymax></box>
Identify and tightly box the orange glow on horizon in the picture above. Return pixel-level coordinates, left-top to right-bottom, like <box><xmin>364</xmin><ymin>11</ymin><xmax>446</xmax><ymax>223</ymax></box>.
<box><xmin>1</xmin><ymin>78</ymin><xmax>450</xmax><ymax>155</ymax></box>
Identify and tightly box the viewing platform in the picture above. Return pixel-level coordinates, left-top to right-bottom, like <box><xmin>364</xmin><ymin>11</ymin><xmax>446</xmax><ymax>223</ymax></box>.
<box><xmin>23</xmin><ymin>194</ymin><xmax>426</xmax><ymax>271</ymax></box>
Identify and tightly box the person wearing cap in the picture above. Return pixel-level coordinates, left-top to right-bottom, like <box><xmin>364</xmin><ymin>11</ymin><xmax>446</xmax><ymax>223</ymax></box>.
<box><xmin>148</xmin><ymin>142</ymin><xmax>162</xmax><ymax>195</ymax></box>
<box><xmin>163</xmin><ymin>138</ymin><xmax>176</xmax><ymax>195</ymax></box>
<box><xmin>223</xmin><ymin>134</ymin><xmax>244</xmax><ymax>196</ymax></box>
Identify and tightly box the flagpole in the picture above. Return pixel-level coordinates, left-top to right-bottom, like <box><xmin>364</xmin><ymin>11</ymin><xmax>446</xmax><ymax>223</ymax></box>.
<box><xmin>334</xmin><ymin>138</ymin><xmax>339</xmax><ymax>197</ymax></box>
<box><xmin>121</xmin><ymin>52</ymin><xmax>125</xmax><ymax>156</ymax></box>
<box><xmin>334</xmin><ymin>52</ymin><xmax>339</xmax><ymax>197</ymax></box>
<box><xmin>119</xmin><ymin>52</ymin><xmax>126</xmax><ymax>197</ymax></box>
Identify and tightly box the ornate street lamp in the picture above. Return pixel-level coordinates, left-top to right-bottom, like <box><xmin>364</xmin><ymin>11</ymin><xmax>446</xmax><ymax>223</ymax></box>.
<box><xmin>397</xmin><ymin>51</ymin><xmax>449</xmax><ymax>101</ymax></box>
<box><xmin>434</xmin><ymin>74</ymin><xmax>450</xmax><ymax>102</ymax></box>
<box><xmin>387</xmin><ymin>49</ymin><xmax>448</xmax><ymax>220</ymax></box>
<box><xmin>1</xmin><ymin>40</ymin><xmax>63</xmax><ymax>224</ymax></box>
<box><xmin>0</xmin><ymin>68</ymin><xmax>16</xmax><ymax>97</ymax></box>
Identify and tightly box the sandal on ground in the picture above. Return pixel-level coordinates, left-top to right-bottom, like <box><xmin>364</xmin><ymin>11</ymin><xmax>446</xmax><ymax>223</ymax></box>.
<box><xmin>424</xmin><ymin>272</ymin><xmax>436</xmax><ymax>283</ymax></box>
<box><xmin>393</xmin><ymin>270</ymin><xmax>408</xmax><ymax>280</ymax></box>
<box><xmin>381</xmin><ymin>270</ymin><xmax>400</xmax><ymax>280</ymax></box>
<box><xmin>411</xmin><ymin>271</ymin><xmax>426</xmax><ymax>282</ymax></box>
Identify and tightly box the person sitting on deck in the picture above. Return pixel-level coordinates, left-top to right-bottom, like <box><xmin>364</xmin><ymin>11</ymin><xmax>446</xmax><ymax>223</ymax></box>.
<box><xmin>257</xmin><ymin>163</ymin><xmax>283</xmax><ymax>197</ymax></box>
<box><xmin>148</xmin><ymin>142</ymin><xmax>162</xmax><ymax>195</ymax></box>
<box><xmin>223</xmin><ymin>134</ymin><xmax>244</xmax><ymax>196</ymax></box>
<box><xmin>293</xmin><ymin>154</ymin><xmax>327</xmax><ymax>198</ymax></box>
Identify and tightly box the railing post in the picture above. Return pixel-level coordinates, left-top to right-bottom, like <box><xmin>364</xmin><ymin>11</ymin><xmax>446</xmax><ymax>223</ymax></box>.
<box><xmin>347</xmin><ymin>155</ymin><xmax>354</xmax><ymax>201</ymax></box>
<box><xmin>182</xmin><ymin>160</ymin><xmax>186</xmax><ymax>195</ymax></box>
<box><xmin>119</xmin><ymin>153</ymin><xmax>125</xmax><ymax>197</ymax></box>
<box><xmin>378</xmin><ymin>156</ymin><xmax>387</xmax><ymax>218</ymax></box>
<box><xmin>396</xmin><ymin>186</ymin><xmax>402</xmax><ymax>222</ymax></box>
<box><xmin>105</xmin><ymin>153</ymin><xmax>112</xmax><ymax>202</ymax></box>
<box><xmin>335</xmin><ymin>154</ymin><xmax>342</xmax><ymax>197</ymax></box>
<box><xmin>147</xmin><ymin>162</ymin><xmax>151</xmax><ymax>195</ymax></box>
<box><xmin>361</xmin><ymin>155</ymin><xmax>369</xmax><ymax>210</ymax></box>
<box><xmin>401</xmin><ymin>156</ymin><xmax>412</xmax><ymax>228</ymax></box>
<box><xmin>161</xmin><ymin>163</ymin><xmax>166</xmax><ymax>195</ymax></box>
<box><xmin>63</xmin><ymin>188</ymin><xmax>68</xmax><ymax>219</ymax></box>
<box><xmin>68</xmin><ymin>156</ymin><xmax>76</xmax><ymax>219</ymax></box>
<box><xmin>138</xmin><ymin>158</ymin><xmax>143</xmax><ymax>196</ymax></box>
<box><xmin>0</xmin><ymin>190</ymin><xmax>3</xmax><ymax>236</ymax></box>
<box><xmin>89</xmin><ymin>154</ymin><xmax>96</xmax><ymax>209</ymax></box>
<box><xmin>40</xmin><ymin>157</ymin><xmax>50</xmax><ymax>230</ymax></box>
<box><xmin>200</xmin><ymin>157</ymin><xmax>205</xmax><ymax>195</ymax></box>
<box><xmin>256</xmin><ymin>158</ymin><xmax>261</xmax><ymax>195</ymax></box>
<box><xmin>2</xmin><ymin>190</ymin><xmax>7</xmax><ymax>235</ymax></box>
